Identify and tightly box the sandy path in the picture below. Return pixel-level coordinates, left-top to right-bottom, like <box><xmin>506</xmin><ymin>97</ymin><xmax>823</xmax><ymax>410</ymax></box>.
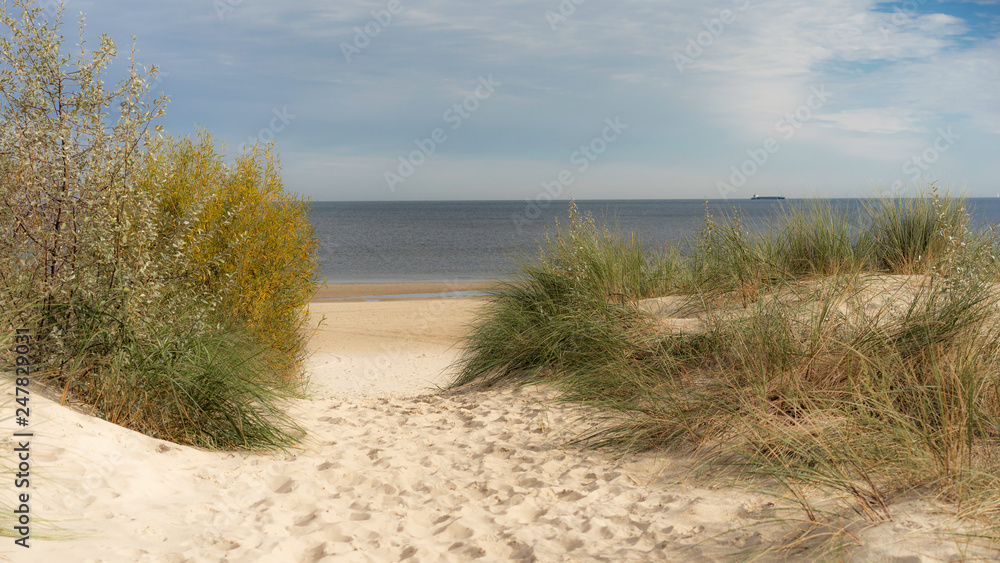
<box><xmin>2</xmin><ymin>296</ymin><xmax>994</xmax><ymax>561</ymax></box>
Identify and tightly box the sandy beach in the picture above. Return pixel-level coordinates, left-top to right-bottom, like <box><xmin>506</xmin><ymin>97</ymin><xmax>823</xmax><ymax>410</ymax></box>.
<box><xmin>2</xmin><ymin>283</ymin><xmax>995</xmax><ymax>562</ymax></box>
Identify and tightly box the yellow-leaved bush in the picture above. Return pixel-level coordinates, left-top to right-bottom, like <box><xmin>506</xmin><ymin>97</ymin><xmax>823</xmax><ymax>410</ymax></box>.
<box><xmin>138</xmin><ymin>131</ymin><xmax>321</xmax><ymax>378</ymax></box>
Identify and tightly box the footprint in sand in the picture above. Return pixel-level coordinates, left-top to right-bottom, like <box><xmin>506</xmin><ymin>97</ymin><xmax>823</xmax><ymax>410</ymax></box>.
<box><xmin>349</xmin><ymin>512</ymin><xmax>371</xmax><ymax>521</ymax></box>
<box><xmin>316</xmin><ymin>460</ymin><xmax>339</xmax><ymax>471</ymax></box>
<box><xmin>436</xmin><ymin>521</ymin><xmax>475</xmax><ymax>541</ymax></box>
<box><xmin>515</xmin><ymin>476</ymin><xmax>546</xmax><ymax>488</ymax></box>
<box><xmin>319</xmin><ymin>523</ymin><xmax>353</xmax><ymax>543</ymax></box>
<box><xmin>266</xmin><ymin>476</ymin><xmax>297</xmax><ymax>494</ymax></box>
<box><xmin>316</xmin><ymin>354</ymin><xmax>343</xmax><ymax>366</ymax></box>
<box><xmin>294</xmin><ymin>511</ymin><xmax>319</xmax><ymax>527</ymax></box>
<box><xmin>558</xmin><ymin>489</ymin><xmax>586</xmax><ymax>502</ymax></box>
<box><xmin>560</xmin><ymin>536</ymin><xmax>585</xmax><ymax>551</ymax></box>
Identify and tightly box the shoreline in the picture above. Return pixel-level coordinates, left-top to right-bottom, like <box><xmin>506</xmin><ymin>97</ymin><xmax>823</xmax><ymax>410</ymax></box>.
<box><xmin>312</xmin><ymin>281</ymin><xmax>501</xmax><ymax>301</ymax></box>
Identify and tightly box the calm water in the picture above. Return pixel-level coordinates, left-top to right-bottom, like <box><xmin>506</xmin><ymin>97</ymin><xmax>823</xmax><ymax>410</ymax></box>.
<box><xmin>309</xmin><ymin>199</ymin><xmax>1000</xmax><ymax>283</ymax></box>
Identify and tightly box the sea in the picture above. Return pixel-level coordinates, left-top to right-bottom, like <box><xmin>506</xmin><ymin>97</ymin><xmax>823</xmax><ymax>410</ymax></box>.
<box><xmin>308</xmin><ymin>199</ymin><xmax>1000</xmax><ymax>283</ymax></box>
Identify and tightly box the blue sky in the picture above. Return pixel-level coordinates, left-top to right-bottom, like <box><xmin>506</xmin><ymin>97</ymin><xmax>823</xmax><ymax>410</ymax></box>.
<box><xmin>53</xmin><ymin>0</ymin><xmax>1000</xmax><ymax>200</ymax></box>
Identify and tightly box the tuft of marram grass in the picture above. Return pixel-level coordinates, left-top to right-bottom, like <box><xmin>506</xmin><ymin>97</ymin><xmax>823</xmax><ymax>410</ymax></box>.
<box><xmin>453</xmin><ymin>201</ymin><xmax>676</xmax><ymax>388</ymax></box>
<box><xmin>860</xmin><ymin>188</ymin><xmax>972</xmax><ymax>274</ymax></box>
<box><xmin>777</xmin><ymin>199</ymin><xmax>865</xmax><ymax>277</ymax></box>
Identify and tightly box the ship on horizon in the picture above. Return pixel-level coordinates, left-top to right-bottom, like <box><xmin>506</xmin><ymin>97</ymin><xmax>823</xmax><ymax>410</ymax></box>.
<box><xmin>751</xmin><ymin>194</ymin><xmax>785</xmax><ymax>200</ymax></box>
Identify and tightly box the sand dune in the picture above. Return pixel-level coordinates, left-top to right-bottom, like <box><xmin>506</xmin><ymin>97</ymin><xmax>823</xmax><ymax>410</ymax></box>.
<box><xmin>3</xmin><ymin>293</ymin><xmax>995</xmax><ymax>561</ymax></box>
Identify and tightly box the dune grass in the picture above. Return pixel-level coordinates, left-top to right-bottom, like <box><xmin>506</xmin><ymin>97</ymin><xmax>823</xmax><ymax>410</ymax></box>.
<box><xmin>36</xmin><ymin>296</ymin><xmax>305</xmax><ymax>450</ymax></box>
<box><xmin>452</xmin><ymin>189</ymin><xmax>1000</xmax><ymax>556</ymax></box>
<box><xmin>452</xmin><ymin>201</ymin><xmax>674</xmax><ymax>388</ymax></box>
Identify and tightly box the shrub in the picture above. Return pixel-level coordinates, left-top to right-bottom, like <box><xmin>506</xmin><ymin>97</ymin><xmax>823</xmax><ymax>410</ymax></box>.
<box><xmin>137</xmin><ymin>132</ymin><xmax>320</xmax><ymax>378</ymax></box>
<box><xmin>0</xmin><ymin>1</ymin><xmax>314</xmax><ymax>449</ymax></box>
<box><xmin>0</xmin><ymin>0</ymin><xmax>167</xmax><ymax>321</ymax></box>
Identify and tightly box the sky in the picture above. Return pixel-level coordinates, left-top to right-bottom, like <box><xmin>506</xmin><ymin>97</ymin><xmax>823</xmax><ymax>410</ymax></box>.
<box><xmin>33</xmin><ymin>0</ymin><xmax>1000</xmax><ymax>200</ymax></box>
